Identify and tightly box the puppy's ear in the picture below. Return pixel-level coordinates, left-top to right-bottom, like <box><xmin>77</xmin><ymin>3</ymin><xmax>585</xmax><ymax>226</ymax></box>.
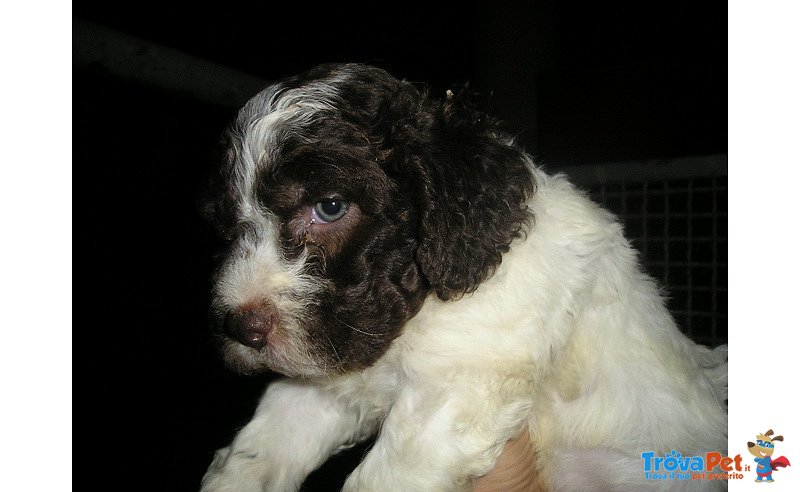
<box><xmin>384</xmin><ymin>87</ymin><xmax>535</xmax><ymax>301</ymax></box>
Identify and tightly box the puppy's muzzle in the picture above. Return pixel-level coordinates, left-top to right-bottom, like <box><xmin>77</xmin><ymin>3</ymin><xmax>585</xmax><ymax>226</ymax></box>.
<box><xmin>223</xmin><ymin>304</ymin><xmax>277</xmax><ymax>350</ymax></box>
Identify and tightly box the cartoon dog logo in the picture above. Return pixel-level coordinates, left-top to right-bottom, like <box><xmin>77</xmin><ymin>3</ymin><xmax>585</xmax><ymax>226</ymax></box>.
<box><xmin>747</xmin><ymin>429</ymin><xmax>791</xmax><ymax>483</ymax></box>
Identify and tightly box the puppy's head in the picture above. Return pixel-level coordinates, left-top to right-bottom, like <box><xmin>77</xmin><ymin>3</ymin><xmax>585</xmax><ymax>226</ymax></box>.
<box><xmin>205</xmin><ymin>63</ymin><xmax>534</xmax><ymax>377</ymax></box>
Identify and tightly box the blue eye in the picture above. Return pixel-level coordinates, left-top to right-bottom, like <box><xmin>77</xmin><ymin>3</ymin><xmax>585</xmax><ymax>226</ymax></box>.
<box><xmin>313</xmin><ymin>199</ymin><xmax>349</xmax><ymax>223</ymax></box>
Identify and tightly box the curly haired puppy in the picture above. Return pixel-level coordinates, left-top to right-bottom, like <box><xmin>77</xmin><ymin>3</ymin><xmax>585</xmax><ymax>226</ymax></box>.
<box><xmin>201</xmin><ymin>63</ymin><xmax>728</xmax><ymax>491</ymax></box>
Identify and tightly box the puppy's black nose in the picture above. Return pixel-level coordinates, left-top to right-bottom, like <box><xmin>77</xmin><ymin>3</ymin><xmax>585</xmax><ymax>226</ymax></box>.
<box><xmin>223</xmin><ymin>305</ymin><xmax>276</xmax><ymax>350</ymax></box>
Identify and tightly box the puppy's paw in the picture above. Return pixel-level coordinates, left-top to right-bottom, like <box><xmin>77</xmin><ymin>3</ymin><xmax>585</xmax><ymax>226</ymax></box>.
<box><xmin>201</xmin><ymin>446</ymin><xmax>289</xmax><ymax>492</ymax></box>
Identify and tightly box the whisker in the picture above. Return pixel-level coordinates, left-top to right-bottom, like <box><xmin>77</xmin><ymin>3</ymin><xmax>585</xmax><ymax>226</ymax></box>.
<box><xmin>322</xmin><ymin>331</ymin><xmax>343</xmax><ymax>372</ymax></box>
<box><xmin>334</xmin><ymin>316</ymin><xmax>384</xmax><ymax>337</ymax></box>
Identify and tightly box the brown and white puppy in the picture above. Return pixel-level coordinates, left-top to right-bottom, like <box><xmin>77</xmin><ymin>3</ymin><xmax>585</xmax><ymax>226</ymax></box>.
<box><xmin>201</xmin><ymin>63</ymin><xmax>728</xmax><ymax>491</ymax></box>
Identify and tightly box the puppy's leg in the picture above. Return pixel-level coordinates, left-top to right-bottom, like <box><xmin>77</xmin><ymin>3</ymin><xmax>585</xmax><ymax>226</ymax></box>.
<box><xmin>201</xmin><ymin>378</ymin><xmax>373</xmax><ymax>492</ymax></box>
<box><xmin>343</xmin><ymin>386</ymin><xmax>532</xmax><ymax>491</ymax></box>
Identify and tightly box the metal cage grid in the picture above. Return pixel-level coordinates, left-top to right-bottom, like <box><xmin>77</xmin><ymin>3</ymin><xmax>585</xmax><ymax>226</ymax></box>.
<box><xmin>562</xmin><ymin>155</ymin><xmax>728</xmax><ymax>347</ymax></box>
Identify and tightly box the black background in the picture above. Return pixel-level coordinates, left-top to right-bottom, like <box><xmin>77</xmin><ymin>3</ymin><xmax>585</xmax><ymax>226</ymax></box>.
<box><xmin>73</xmin><ymin>2</ymin><xmax>726</xmax><ymax>490</ymax></box>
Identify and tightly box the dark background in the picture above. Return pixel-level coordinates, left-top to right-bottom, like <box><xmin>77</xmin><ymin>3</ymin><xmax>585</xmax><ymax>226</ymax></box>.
<box><xmin>73</xmin><ymin>2</ymin><xmax>726</xmax><ymax>490</ymax></box>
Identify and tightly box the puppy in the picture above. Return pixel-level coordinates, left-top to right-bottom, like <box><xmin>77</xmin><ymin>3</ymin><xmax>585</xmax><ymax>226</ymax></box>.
<box><xmin>200</xmin><ymin>63</ymin><xmax>727</xmax><ymax>491</ymax></box>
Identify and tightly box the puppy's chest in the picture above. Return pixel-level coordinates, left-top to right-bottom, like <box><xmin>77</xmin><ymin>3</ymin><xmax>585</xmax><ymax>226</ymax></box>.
<box><xmin>339</xmin><ymin>326</ymin><xmax>542</xmax><ymax>410</ymax></box>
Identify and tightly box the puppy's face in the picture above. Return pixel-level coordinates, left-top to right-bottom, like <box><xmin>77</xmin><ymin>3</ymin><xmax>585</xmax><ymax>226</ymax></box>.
<box><xmin>206</xmin><ymin>64</ymin><xmax>533</xmax><ymax>377</ymax></box>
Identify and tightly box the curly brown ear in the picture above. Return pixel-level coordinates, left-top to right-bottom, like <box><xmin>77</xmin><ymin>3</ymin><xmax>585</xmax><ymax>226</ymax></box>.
<box><xmin>772</xmin><ymin>435</ymin><xmax>784</xmax><ymax>442</ymax></box>
<box><xmin>393</xmin><ymin>88</ymin><xmax>535</xmax><ymax>300</ymax></box>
